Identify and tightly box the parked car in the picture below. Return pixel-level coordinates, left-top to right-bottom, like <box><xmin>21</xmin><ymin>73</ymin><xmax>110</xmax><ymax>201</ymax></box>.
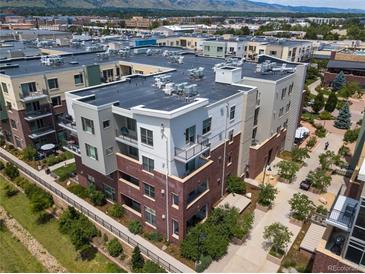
<box><xmin>300</xmin><ymin>179</ymin><xmax>312</xmax><ymax>191</ymax></box>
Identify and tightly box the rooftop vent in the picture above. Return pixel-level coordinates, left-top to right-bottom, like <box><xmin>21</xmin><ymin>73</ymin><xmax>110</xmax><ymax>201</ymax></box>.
<box><xmin>256</xmin><ymin>61</ymin><xmax>296</xmax><ymax>74</ymax></box>
<box><xmin>69</xmin><ymin>61</ymin><xmax>79</xmax><ymax>65</ymax></box>
<box><xmin>40</xmin><ymin>55</ymin><xmax>64</xmax><ymax>66</ymax></box>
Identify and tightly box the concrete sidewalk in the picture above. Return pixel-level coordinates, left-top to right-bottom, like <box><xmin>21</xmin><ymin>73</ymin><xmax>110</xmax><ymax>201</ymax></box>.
<box><xmin>48</xmin><ymin>158</ymin><xmax>75</xmax><ymax>172</ymax></box>
<box><xmin>0</xmin><ymin>148</ymin><xmax>194</xmax><ymax>273</ymax></box>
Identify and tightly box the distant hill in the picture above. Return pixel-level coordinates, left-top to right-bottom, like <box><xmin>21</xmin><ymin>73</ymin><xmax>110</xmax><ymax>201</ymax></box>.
<box><xmin>1</xmin><ymin>0</ymin><xmax>364</xmax><ymax>13</ymax></box>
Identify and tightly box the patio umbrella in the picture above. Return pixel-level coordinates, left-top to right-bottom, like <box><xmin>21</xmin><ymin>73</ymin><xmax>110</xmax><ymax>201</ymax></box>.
<box><xmin>40</xmin><ymin>143</ymin><xmax>55</xmax><ymax>151</ymax></box>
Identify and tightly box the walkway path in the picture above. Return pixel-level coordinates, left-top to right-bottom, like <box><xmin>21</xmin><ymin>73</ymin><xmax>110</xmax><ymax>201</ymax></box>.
<box><xmin>48</xmin><ymin>158</ymin><xmax>75</xmax><ymax>172</ymax></box>
<box><xmin>206</xmin><ymin>131</ymin><xmax>345</xmax><ymax>273</ymax></box>
<box><xmin>0</xmin><ymin>148</ymin><xmax>194</xmax><ymax>273</ymax></box>
<box><xmin>0</xmin><ymin>206</ymin><xmax>67</xmax><ymax>273</ymax></box>
<box><xmin>308</xmin><ymin>78</ymin><xmax>321</xmax><ymax>95</ymax></box>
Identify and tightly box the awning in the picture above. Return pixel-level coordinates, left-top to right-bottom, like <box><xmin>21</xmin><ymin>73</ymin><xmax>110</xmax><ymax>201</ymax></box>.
<box><xmin>295</xmin><ymin>127</ymin><xmax>309</xmax><ymax>139</ymax></box>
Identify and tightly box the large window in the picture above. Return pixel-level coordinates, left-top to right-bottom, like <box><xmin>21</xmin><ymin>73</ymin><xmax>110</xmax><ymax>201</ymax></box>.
<box><xmin>21</xmin><ymin>82</ymin><xmax>37</xmax><ymax>95</ymax></box>
<box><xmin>202</xmin><ymin>118</ymin><xmax>211</xmax><ymax>135</ymax></box>
<box><xmin>229</xmin><ymin>106</ymin><xmax>236</xmax><ymax>120</ymax></box>
<box><xmin>120</xmin><ymin>172</ymin><xmax>139</xmax><ymax>187</ymax></box>
<box><xmin>141</xmin><ymin>128</ymin><xmax>153</xmax><ymax>146</ymax></box>
<box><xmin>81</xmin><ymin>117</ymin><xmax>95</xmax><ymax>134</ymax></box>
<box><xmin>51</xmin><ymin>96</ymin><xmax>61</xmax><ymax>107</ymax></box>
<box><xmin>142</xmin><ymin>156</ymin><xmax>154</xmax><ymax>173</ymax></box>
<box><xmin>185</xmin><ymin>125</ymin><xmax>196</xmax><ymax>144</ymax></box>
<box><xmin>144</xmin><ymin>183</ymin><xmax>155</xmax><ymax>199</ymax></box>
<box><xmin>74</xmin><ymin>73</ymin><xmax>84</xmax><ymax>85</ymax></box>
<box><xmin>144</xmin><ymin>206</ymin><xmax>156</xmax><ymax>226</ymax></box>
<box><xmin>47</xmin><ymin>78</ymin><xmax>59</xmax><ymax>90</ymax></box>
<box><xmin>124</xmin><ymin>195</ymin><xmax>141</xmax><ymax>213</ymax></box>
<box><xmin>187</xmin><ymin>180</ymin><xmax>208</xmax><ymax>205</ymax></box>
<box><xmin>85</xmin><ymin>143</ymin><xmax>98</xmax><ymax>160</ymax></box>
<box><xmin>103</xmin><ymin>184</ymin><xmax>115</xmax><ymax>201</ymax></box>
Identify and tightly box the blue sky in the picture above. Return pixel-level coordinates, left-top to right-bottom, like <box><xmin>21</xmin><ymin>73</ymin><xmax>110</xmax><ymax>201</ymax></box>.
<box><xmin>254</xmin><ymin>0</ymin><xmax>364</xmax><ymax>9</ymax></box>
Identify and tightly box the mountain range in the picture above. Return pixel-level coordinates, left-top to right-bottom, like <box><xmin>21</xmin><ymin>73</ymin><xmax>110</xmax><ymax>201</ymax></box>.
<box><xmin>1</xmin><ymin>0</ymin><xmax>364</xmax><ymax>13</ymax></box>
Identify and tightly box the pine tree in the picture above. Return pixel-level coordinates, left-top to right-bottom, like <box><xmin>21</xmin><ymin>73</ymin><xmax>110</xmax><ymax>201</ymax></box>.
<box><xmin>334</xmin><ymin>102</ymin><xmax>351</xmax><ymax>129</ymax></box>
<box><xmin>324</xmin><ymin>92</ymin><xmax>338</xmax><ymax>112</ymax></box>
<box><xmin>312</xmin><ymin>93</ymin><xmax>325</xmax><ymax>113</ymax></box>
<box><xmin>131</xmin><ymin>246</ymin><xmax>145</xmax><ymax>271</ymax></box>
<box><xmin>332</xmin><ymin>71</ymin><xmax>346</xmax><ymax>91</ymax></box>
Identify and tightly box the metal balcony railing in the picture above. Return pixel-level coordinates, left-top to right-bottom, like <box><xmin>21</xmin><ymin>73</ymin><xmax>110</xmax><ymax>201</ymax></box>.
<box><xmin>24</xmin><ymin>107</ymin><xmax>52</xmax><ymax>120</ymax></box>
<box><xmin>115</xmin><ymin>129</ymin><xmax>138</xmax><ymax>144</ymax></box>
<box><xmin>58</xmin><ymin>117</ymin><xmax>77</xmax><ymax>132</ymax></box>
<box><xmin>175</xmin><ymin>135</ymin><xmax>209</xmax><ymax>162</ymax></box>
<box><xmin>63</xmin><ymin>143</ymin><xmax>81</xmax><ymax>155</ymax></box>
<box><xmin>20</xmin><ymin>90</ymin><xmax>48</xmax><ymax>101</ymax></box>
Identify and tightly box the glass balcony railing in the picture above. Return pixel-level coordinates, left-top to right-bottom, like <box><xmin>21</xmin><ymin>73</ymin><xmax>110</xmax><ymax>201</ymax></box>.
<box><xmin>28</xmin><ymin>126</ymin><xmax>55</xmax><ymax>139</ymax></box>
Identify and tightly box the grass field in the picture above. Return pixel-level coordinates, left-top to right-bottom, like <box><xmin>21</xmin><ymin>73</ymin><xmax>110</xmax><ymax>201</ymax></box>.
<box><xmin>0</xmin><ymin>176</ymin><xmax>125</xmax><ymax>273</ymax></box>
<box><xmin>0</xmin><ymin>228</ymin><xmax>46</xmax><ymax>273</ymax></box>
<box><xmin>53</xmin><ymin>162</ymin><xmax>76</xmax><ymax>181</ymax></box>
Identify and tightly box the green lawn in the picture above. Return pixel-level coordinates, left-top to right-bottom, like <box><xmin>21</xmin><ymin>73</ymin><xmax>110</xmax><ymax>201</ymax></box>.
<box><xmin>0</xmin><ymin>176</ymin><xmax>125</xmax><ymax>273</ymax></box>
<box><xmin>0</xmin><ymin>229</ymin><xmax>46</xmax><ymax>273</ymax></box>
<box><xmin>53</xmin><ymin>162</ymin><xmax>76</xmax><ymax>181</ymax></box>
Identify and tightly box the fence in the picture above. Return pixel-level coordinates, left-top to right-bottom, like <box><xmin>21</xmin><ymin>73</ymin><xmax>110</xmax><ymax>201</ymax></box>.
<box><xmin>0</xmin><ymin>150</ymin><xmax>182</xmax><ymax>273</ymax></box>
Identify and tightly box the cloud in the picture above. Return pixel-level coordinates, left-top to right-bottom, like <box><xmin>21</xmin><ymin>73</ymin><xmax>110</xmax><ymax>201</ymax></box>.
<box><xmin>253</xmin><ymin>0</ymin><xmax>363</xmax><ymax>9</ymax></box>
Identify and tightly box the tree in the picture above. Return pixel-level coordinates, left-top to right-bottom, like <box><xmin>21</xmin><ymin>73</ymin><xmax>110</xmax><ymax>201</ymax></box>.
<box><xmin>227</xmin><ymin>176</ymin><xmax>246</xmax><ymax>194</ymax></box>
<box><xmin>332</xmin><ymin>71</ymin><xmax>346</xmax><ymax>91</ymax></box>
<box><xmin>4</xmin><ymin>163</ymin><xmax>19</xmax><ymax>179</ymax></box>
<box><xmin>108</xmin><ymin>204</ymin><xmax>125</xmax><ymax>218</ymax></box>
<box><xmin>325</xmin><ymin>92</ymin><xmax>338</xmax><ymax>112</ymax></box>
<box><xmin>344</xmin><ymin>128</ymin><xmax>360</xmax><ymax>143</ymax></box>
<box><xmin>263</xmin><ymin>223</ymin><xmax>293</xmax><ymax>256</ymax></box>
<box><xmin>288</xmin><ymin>193</ymin><xmax>314</xmax><ymax>221</ymax></box>
<box><xmin>312</xmin><ymin>93</ymin><xmax>325</xmax><ymax>113</ymax></box>
<box><xmin>107</xmin><ymin>238</ymin><xmax>123</xmax><ymax>257</ymax></box>
<box><xmin>276</xmin><ymin>160</ymin><xmax>299</xmax><ymax>183</ymax></box>
<box><xmin>319</xmin><ymin>150</ymin><xmax>343</xmax><ymax>170</ymax></box>
<box><xmin>132</xmin><ymin>246</ymin><xmax>145</xmax><ymax>272</ymax></box>
<box><xmin>258</xmin><ymin>183</ymin><xmax>278</xmax><ymax>207</ymax></box>
<box><xmin>334</xmin><ymin>102</ymin><xmax>351</xmax><ymax>129</ymax></box>
<box><xmin>307</xmin><ymin>169</ymin><xmax>331</xmax><ymax>192</ymax></box>
<box><xmin>22</xmin><ymin>145</ymin><xmax>37</xmax><ymax>161</ymax></box>
<box><xmin>128</xmin><ymin>220</ymin><xmax>143</xmax><ymax>235</ymax></box>
<box><xmin>291</xmin><ymin>147</ymin><xmax>310</xmax><ymax>164</ymax></box>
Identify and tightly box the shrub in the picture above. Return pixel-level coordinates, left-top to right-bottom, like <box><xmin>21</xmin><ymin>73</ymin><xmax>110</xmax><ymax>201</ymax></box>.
<box><xmin>131</xmin><ymin>246</ymin><xmax>145</xmax><ymax>272</ymax></box>
<box><xmin>314</xmin><ymin>125</ymin><xmax>327</xmax><ymax>138</ymax></box>
<box><xmin>128</xmin><ymin>220</ymin><xmax>143</xmax><ymax>235</ymax></box>
<box><xmin>89</xmin><ymin>189</ymin><xmax>106</xmax><ymax>206</ymax></box>
<box><xmin>318</xmin><ymin>111</ymin><xmax>333</xmax><ymax>120</ymax></box>
<box><xmin>291</xmin><ymin>147</ymin><xmax>309</xmax><ymax>163</ymax></box>
<box><xmin>24</xmin><ymin>183</ymin><xmax>54</xmax><ymax>212</ymax></box>
<box><xmin>36</xmin><ymin>211</ymin><xmax>53</xmax><ymax>225</ymax></box>
<box><xmin>108</xmin><ymin>204</ymin><xmax>125</xmax><ymax>218</ymax></box>
<box><xmin>204</xmin><ymin>230</ymin><xmax>229</xmax><ymax>259</ymax></box>
<box><xmin>22</xmin><ymin>145</ymin><xmax>37</xmax><ymax>161</ymax></box>
<box><xmin>4</xmin><ymin>163</ymin><xmax>19</xmax><ymax>179</ymax></box>
<box><xmin>142</xmin><ymin>261</ymin><xmax>166</xmax><ymax>273</ymax></box>
<box><xmin>289</xmin><ymin>193</ymin><xmax>314</xmax><ymax>221</ymax></box>
<box><xmin>307</xmin><ymin>169</ymin><xmax>331</xmax><ymax>192</ymax></box>
<box><xmin>3</xmin><ymin>183</ymin><xmax>18</xmax><ymax>197</ymax></box>
<box><xmin>107</xmin><ymin>238</ymin><xmax>123</xmax><ymax>257</ymax></box>
<box><xmin>68</xmin><ymin>184</ymin><xmax>89</xmax><ymax>198</ymax></box>
<box><xmin>312</xmin><ymin>93</ymin><xmax>325</xmax><ymax>113</ymax></box>
<box><xmin>78</xmin><ymin>244</ymin><xmax>97</xmax><ymax>261</ymax></box>
<box><xmin>196</xmin><ymin>255</ymin><xmax>212</xmax><ymax>273</ymax></box>
<box><xmin>258</xmin><ymin>183</ymin><xmax>278</xmax><ymax>207</ymax></box>
<box><xmin>301</xmin><ymin>112</ymin><xmax>315</xmax><ymax>124</ymax></box>
<box><xmin>306</xmin><ymin>136</ymin><xmax>317</xmax><ymax>150</ymax></box>
<box><xmin>232</xmin><ymin>212</ymin><xmax>254</xmax><ymax>239</ymax></box>
<box><xmin>276</xmin><ymin>160</ymin><xmax>299</xmax><ymax>183</ymax></box>
<box><xmin>338</xmin><ymin>145</ymin><xmax>350</xmax><ymax>157</ymax></box>
<box><xmin>316</xmin><ymin>205</ymin><xmax>328</xmax><ymax>215</ymax></box>
<box><xmin>227</xmin><ymin>176</ymin><xmax>246</xmax><ymax>194</ymax></box>
<box><xmin>144</xmin><ymin>231</ymin><xmax>163</xmax><ymax>242</ymax></box>
<box><xmin>344</xmin><ymin>128</ymin><xmax>360</xmax><ymax>143</ymax></box>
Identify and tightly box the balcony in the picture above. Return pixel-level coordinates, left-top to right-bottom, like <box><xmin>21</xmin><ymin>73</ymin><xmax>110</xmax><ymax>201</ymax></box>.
<box><xmin>24</xmin><ymin>108</ymin><xmax>52</xmax><ymax>121</ymax></box>
<box><xmin>28</xmin><ymin>127</ymin><xmax>55</xmax><ymax>139</ymax></box>
<box><xmin>174</xmin><ymin>135</ymin><xmax>210</xmax><ymax>163</ymax></box>
<box><xmin>20</xmin><ymin>90</ymin><xmax>48</xmax><ymax>102</ymax></box>
<box><xmin>63</xmin><ymin>143</ymin><xmax>81</xmax><ymax>156</ymax></box>
<box><xmin>58</xmin><ymin>116</ymin><xmax>77</xmax><ymax>134</ymax></box>
<box><xmin>115</xmin><ymin>129</ymin><xmax>138</xmax><ymax>147</ymax></box>
<box><xmin>326</xmin><ymin>195</ymin><xmax>358</xmax><ymax>232</ymax></box>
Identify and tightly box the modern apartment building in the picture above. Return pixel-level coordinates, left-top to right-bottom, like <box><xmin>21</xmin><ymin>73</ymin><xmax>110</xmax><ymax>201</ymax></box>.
<box><xmin>60</xmin><ymin>48</ymin><xmax>306</xmax><ymax>241</ymax></box>
<box><xmin>312</xmin><ymin>115</ymin><xmax>365</xmax><ymax>272</ymax></box>
<box><xmin>0</xmin><ymin>50</ymin><xmax>144</xmax><ymax>149</ymax></box>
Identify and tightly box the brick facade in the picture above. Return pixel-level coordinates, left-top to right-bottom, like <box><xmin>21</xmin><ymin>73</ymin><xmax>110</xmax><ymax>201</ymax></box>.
<box><xmin>324</xmin><ymin>72</ymin><xmax>365</xmax><ymax>88</ymax></box>
<box><xmin>312</xmin><ymin>251</ymin><xmax>361</xmax><ymax>273</ymax></box>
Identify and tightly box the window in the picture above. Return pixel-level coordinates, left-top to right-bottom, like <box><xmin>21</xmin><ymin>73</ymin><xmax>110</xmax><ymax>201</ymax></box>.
<box><xmin>103</xmin><ymin>120</ymin><xmax>110</xmax><ymax>129</ymax></box>
<box><xmin>281</xmin><ymin>88</ymin><xmax>287</xmax><ymax>99</ymax></box>
<box><xmin>185</xmin><ymin>125</ymin><xmax>196</xmax><ymax>144</ymax></box>
<box><xmin>47</xmin><ymin>78</ymin><xmax>59</xmax><ymax>90</ymax></box>
<box><xmin>81</xmin><ymin>117</ymin><xmax>95</xmax><ymax>134</ymax></box>
<box><xmin>21</xmin><ymin>82</ymin><xmax>37</xmax><ymax>94</ymax></box>
<box><xmin>286</xmin><ymin>102</ymin><xmax>291</xmax><ymax>112</ymax></box>
<box><xmin>103</xmin><ymin>184</ymin><xmax>115</xmax><ymax>201</ymax></box>
<box><xmin>51</xmin><ymin>96</ymin><xmax>61</xmax><ymax>106</ymax></box>
<box><xmin>87</xmin><ymin>175</ymin><xmax>95</xmax><ymax>186</ymax></box>
<box><xmin>74</xmin><ymin>73</ymin><xmax>84</xmax><ymax>85</ymax></box>
<box><xmin>102</xmin><ymin>69</ymin><xmax>114</xmax><ymax>81</ymax></box>
<box><xmin>141</xmin><ymin>128</ymin><xmax>153</xmax><ymax>146</ymax></box>
<box><xmin>144</xmin><ymin>206</ymin><xmax>156</xmax><ymax>226</ymax></box>
<box><xmin>124</xmin><ymin>196</ymin><xmax>141</xmax><ymax>213</ymax></box>
<box><xmin>105</xmin><ymin>147</ymin><xmax>113</xmax><ymax>155</ymax></box>
<box><xmin>121</xmin><ymin>172</ymin><xmax>139</xmax><ymax>187</ymax></box>
<box><xmin>116</xmin><ymin>67</ymin><xmax>120</xmax><ymax>77</ymax></box>
<box><xmin>142</xmin><ymin>156</ymin><xmax>154</xmax><ymax>173</ymax></box>
<box><xmin>144</xmin><ymin>183</ymin><xmax>155</xmax><ymax>199</ymax></box>
<box><xmin>288</xmin><ymin>83</ymin><xmax>294</xmax><ymax>95</ymax></box>
<box><xmin>172</xmin><ymin>219</ymin><xmax>179</xmax><ymax>236</ymax></box>
<box><xmin>229</xmin><ymin>106</ymin><xmax>235</xmax><ymax>120</ymax></box>
<box><xmin>172</xmin><ymin>193</ymin><xmax>179</xmax><ymax>207</ymax></box>
<box><xmin>228</xmin><ymin>154</ymin><xmax>232</xmax><ymax>165</ymax></box>
<box><xmin>217</xmin><ymin>46</ymin><xmax>223</xmax><ymax>52</ymax></box>
<box><xmin>187</xmin><ymin>180</ymin><xmax>208</xmax><ymax>205</ymax></box>
<box><xmin>6</xmin><ymin>101</ymin><xmax>12</xmax><ymax>110</ymax></box>
<box><xmin>185</xmin><ymin>159</ymin><xmax>196</xmax><ymax>175</ymax></box>
<box><xmin>85</xmin><ymin>143</ymin><xmax>98</xmax><ymax>160</ymax></box>
<box><xmin>10</xmin><ymin>119</ymin><xmax>16</xmax><ymax>129</ymax></box>
<box><xmin>279</xmin><ymin>107</ymin><xmax>284</xmax><ymax>117</ymax></box>
<box><xmin>283</xmin><ymin>119</ymin><xmax>288</xmax><ymax>129</ymax></box>
<box><xmin>202</xmin><ymin>118</ymin><xmax>211</xmax><ymax>135</ymax></box>
<box><xmin>228</xmin><ymin>129</ymin><xmax>234</xmax><ymax>142</ymax></box>
<box><xmin>1</xmin><ymin>82</ymin><xmax>8</xmax><ymax>93</ymax></box>
<box><xmin>252</xmin><ymin>128</ymin><xmax>257</xmax><ymax>140</ymax></box>
<box><xmin>254</xmin><ymin>108</ymin><xmax>259</xmax><ymax>126</ymax></box>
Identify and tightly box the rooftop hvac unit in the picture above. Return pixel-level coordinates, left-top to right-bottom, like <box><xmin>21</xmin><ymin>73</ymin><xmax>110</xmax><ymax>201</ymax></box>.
<box><xmin>184</xmin><ymin>84</ymin><xmax>198</xmax><ymax>97</ymax></box>
<box><xmin>163</xmin><ymin>82</ymin><xmax>176</xmax><ymax>95</ymax></box>
<box><xmin>176</xmin><ymin>82</ymin><xmax>188</xmax><ymax>93</ymax></box>
<box><xmin>40</xmin><ymin>55</ymin><xmax>64</xmax><ymax>66</ymax></box>
<box><xmin>188</xmin><ymin>67</ymin><xmax>205</xmax><ymax>79</ymax></box>
<box><xmin>96</xmin><ymin>52</ymin><xmax>110</xmax><ymax>60</ymax></box>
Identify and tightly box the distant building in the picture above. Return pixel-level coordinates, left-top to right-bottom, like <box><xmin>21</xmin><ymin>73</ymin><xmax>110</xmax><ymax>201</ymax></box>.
<box><xmin>125</xmin><ymin>17</ymin><xmax>155</xmax><ymax>29</ymax></box>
